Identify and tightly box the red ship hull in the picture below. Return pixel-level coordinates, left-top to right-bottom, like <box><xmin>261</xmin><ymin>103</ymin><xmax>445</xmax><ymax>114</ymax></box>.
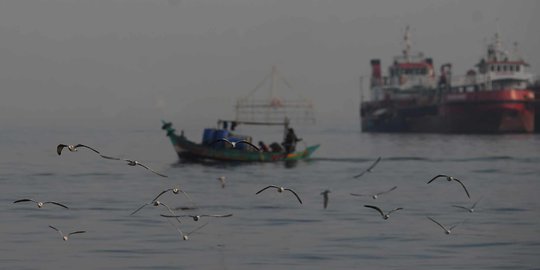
<box><xmin>362</xmin><ymin>89</ymin><xmax>535</xmax><ymax>133</ymax></box>
<box><xmin>440</xmin><ymin>89</ymin><xmax>535</xmax><ymax>133</ymax></box>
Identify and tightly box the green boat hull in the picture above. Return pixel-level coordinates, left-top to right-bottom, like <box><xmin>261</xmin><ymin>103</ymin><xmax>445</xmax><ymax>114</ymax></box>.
<box><xmin>164</xmin><ymin>126</ymin><xmax>319</xmax><ymax>162</ymax></box>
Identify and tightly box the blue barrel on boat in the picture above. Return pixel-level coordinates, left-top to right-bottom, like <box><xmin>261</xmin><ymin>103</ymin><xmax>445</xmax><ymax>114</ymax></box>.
<box><xmin>202</xmin><ymin>128</ymin><xmax>216</xmax><ymax>145</ymax></box>
<box><xmin>214</xmin><ymin>129</ymin><xmax>229</xmax><ymax>141</ymax></box>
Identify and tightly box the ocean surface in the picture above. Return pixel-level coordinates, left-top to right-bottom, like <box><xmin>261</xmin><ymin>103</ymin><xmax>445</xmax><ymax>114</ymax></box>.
<box><xmin>1</xmin><ymin>122</ymin><xmax>540</xmax><ymax>270</ymax></box>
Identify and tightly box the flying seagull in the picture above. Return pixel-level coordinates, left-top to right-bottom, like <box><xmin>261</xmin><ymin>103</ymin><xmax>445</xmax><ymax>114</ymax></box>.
<box><xmin>364</xmin><ymin>205</ymin><xmax>403</xmax><ymax>220</ymax></box>
<box><xmin>163</xmin><ymin>214</ymin><xmax>210</xmax><ymax>241</ymax></box>
<box><xmin>49</xmin><ymin>225</ymin><xmax>86</xmax><ymax>241</ymax></box>
<box><xmin>13</xmin><ymin>199</ymin><xmax>68</xmax><ymax>209</ymax></box>
<box><xmin>130</xmin><ymin>200</ymin><xmax>180</xmax><ymax>224</ymax></box>
<box><xmin>353</xmin><ymin>157</ymin><xmax>382</xmax><ymax>178</ymax></box>
<box><xmin>321</xmin><ymin>190</ymin><xmax>331</xmax><ymax>209</ymax></box>
<box><xmin>350</xmin><ymin>186</ymin><xmax>397</xmax><ymax>200</ymax></box>
<box><xmin>151</xmin><ymin>187</ymin><xmax>193</xmax><ymax>203</ymax></box>
<box><xmin>427</xmin><ymin>216</ymin><xmax>461</xmax><ymax>235</ymax></box>
<box><xmin>167</xmin><ymin>219</ymin><xmax>210</xmax><ymax>241</ymax></box>
<box><xmin>210</xmin><ymin>138</ymin><xmax>261</xmax><ymax>151</ymax></box>
<box><xmin>57</xmin><ymin>144</ymin><xmax>100</xmax><ymax>156</ymax></box>
<box><xmin>217</xmin><ymin>176</ymin><xmax>226</xmax><ymax>189</ymax></box>
<box><xmin>256</xmin><ymin>185</ymin><xmax>303</xmax><ymax>204</ymax></box>
<box><xmin>427</xmin><ymin>174</ymin><xmax>471</xmax><ymax>198</ymax></box>
<box><xmin>452</xmin><ymin>198</ymin><xmax>482</xmax><ymax>213</ymax></box>
<box><xmin>161</xmin><ymin>213</ymin><xmax>233</xmax><ymax>221</ymax></box>
<box><xmin>123</xmin><ymin>159</ymin><xmax>168</xmax><ymax>178</ymax></box>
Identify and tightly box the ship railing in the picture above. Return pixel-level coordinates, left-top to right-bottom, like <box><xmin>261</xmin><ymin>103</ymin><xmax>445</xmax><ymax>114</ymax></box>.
<box><xmin>450</xmin><ymin>72</ymin><xmax>533</xmax><ymax>88</ymax></box>
<box><xmin>372</xmin><ymin>76</ymin><xmax>436</xmax><ymax>90</ymax></box>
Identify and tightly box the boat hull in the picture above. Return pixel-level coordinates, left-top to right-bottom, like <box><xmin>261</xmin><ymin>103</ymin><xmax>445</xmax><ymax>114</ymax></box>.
<box><xmin>361</xmin><ymin>89</ymin><xmax>535</xmax><ymax>133</ymax></box>
<box><xmin>165</xmin><ymin>129</ymin><xmax>320</xmax><ymax>162</ymax></box>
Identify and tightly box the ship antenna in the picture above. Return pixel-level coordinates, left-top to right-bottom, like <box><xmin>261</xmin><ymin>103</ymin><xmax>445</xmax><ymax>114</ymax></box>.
<box><xmin>403</xmin><ymin>25</ymin><xmax>411</xmax><ymax>62</ymax></box>
<box><xmin>512</xmin><ymin>42</ymin><xmax>521</xmax><ymax>61</ymax></box>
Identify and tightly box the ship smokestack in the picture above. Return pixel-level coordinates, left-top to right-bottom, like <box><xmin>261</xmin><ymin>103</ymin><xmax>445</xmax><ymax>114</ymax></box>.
<box><xmin>371</xmin><ymin>59</ymin><xmax>382</xmax><ymax>87</ymax></box>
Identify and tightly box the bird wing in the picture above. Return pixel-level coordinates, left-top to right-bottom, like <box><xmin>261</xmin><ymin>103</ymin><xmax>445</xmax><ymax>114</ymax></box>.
<box><xmin>163</xmin><ymin>216</ymin><xmax>185</xmax><ymax>238</ymax></box>
<box><xmin>255</xmin><ymin>185</ymin><xmax>279</xmax><ymax>194</ymax></box>
<box><xmin>366</xmin><ymin>157</ymin><xmax>382</xmax><ymax>172</ymax></box>
<box><xmin>285</xmin><ymin>188</ymin><xmax>303</xmax><ymax>204</ymax></box>
<box><xmin>186</xmin><ymin>221</ymin><xmax>210</xmax><ymax>236</ymax></box>
<box><xmin>74</xmin><ymin>144</ymin><xmax>100</xmax><ymax>154</ymax></box>
<box><xmin>68</xmin><ymin>231</ymin><xmax>86</xmax><ymax>236</ymax></box>
<box><xmin>13</xmin><ymin>199</ymin><xmax>36</xmax><ymax>204</ymax></box>
<box><xmin>160</xmin><ymin>214</ymin><xmax>189</xmax><ymax>218</ymax></box>
<box><xmin>427</xmin><ymin>174</ymin><xmax>448</xmax><ymax>184</ymax></box>
<box><xmin>57</xmin><ymin>144</ymin><xmax>67</xmax><ymax>155</ymax></box>
<box><xmin>427</xmin><ymin>216</ymin><xmax>448</xmax><ymax>231</ymax></box>
<box><xmin>100</xmin><ymin>155</ymin><xmax>121</xmax><ymax>160</ymax></box>
<box><xmin>449</xmin><ymin>220</ymin><xmax>466</xmax><ymax>231</ymax></box>
<box><xmin>151</xmin><ymin>189</ymin><xmax>173</xmax><ymax>202</ymax></box>
<box><xmin>136</xmin><ymin>163</ymin><xmax>168</xmax><ymax>177</ymax></box>
<box><xmin>377</xmin><ymin>186</ymin><xmax>398</xmax><ymax>196</ymax></box>
<box><xmin>44</xmin><ymin>201</ymin><xmax>69</xmax><ymax>209</ymax></box>
<box><xmin>237</xmin><ymin>141</ymin><xmax>261</xmax><ymax>151</ymax></box>
<box><xmin>158</xmin><ymin>202</ymin><xmax>182</xmax><ymax>224</ymax></box>
<box><xmin>49</xmin><ymin>225</ymin><xmax>63</xmax><ymax>237</ymax></box>
<box><xmin>124</xmin><ymin>159</ymin><xmax>135</xmax><ymax>164</ymax></box>
<box><xmin>451</xmin><ymin>205</ymin><xmax>470</xmax><ymax>211</ymax></box>
<box><xmin>449</xmin><ymin>224</ymin><xmax>459</xmax><ymax>231</ymax></box>
<box><xmin>201</xmin><ymin>214</ymin><xmax>233</xmax><ymax>218</ymax></box>
<box><xmin>471</xmin><ymin>198</ymin><xmax>482</xmax><ymax>209</ymax></box>
<box><xmin>352</xmin><ymin>170</ymin><xmax>368</xmax><ymax>179</ymax></box>
<box><xmin>210</xmin><ymin>138</ymin><xmax>232</xmax><ymax>146</ymax></box>
<box><xmin>364</xmin><ymin>205</ymin><xmax>385</xmax><ymax>217</ymax></box>
<box><xmin>178</xmin><ymin>189</ymin><xmax>194</xmax><ymax>203</ymax></box>
<box><xmin>130</xmin><ymin>203</ymin><xmax>150</xmax><ymax>216</ymax></box>
<box><xmin>354</xmin><ymin>158</ymin><xmax>382</xmax><ymax>178</ymax></box>
<box><xmin>453</xmin><ymin>178</ymin><xmax>471</xmax><ymax>198</ymax></box>
<box><xmin>388</xmin><ymin>207</ymin><xmax>404</xmax><ymax>215</ymax></box>
<box><xmin>350</xmin><ymin>193</ymin><xmax>368</xmax><ymax>197</ymax></box>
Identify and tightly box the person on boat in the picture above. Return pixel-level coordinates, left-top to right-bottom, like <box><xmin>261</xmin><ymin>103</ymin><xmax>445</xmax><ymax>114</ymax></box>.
<box><xmin>258</xmin><ymin>141</ymin><xmax>270</xmax><ymax>152</ymax></box>
<box><xmin>269</xmin><ymin>142</ymin><xmax>283</xmax><ymax>153</ymax></box>
<box><xmin>283</xmin><ymin>128</ymin><xmax>302</xmax><ymax>154</ymax></box>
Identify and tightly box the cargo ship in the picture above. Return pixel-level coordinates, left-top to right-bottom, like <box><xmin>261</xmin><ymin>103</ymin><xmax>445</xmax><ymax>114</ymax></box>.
<box><xmin>360</xmin><ymin>27</ymin><xmax>535</xmax><ymax>133</ymax></box>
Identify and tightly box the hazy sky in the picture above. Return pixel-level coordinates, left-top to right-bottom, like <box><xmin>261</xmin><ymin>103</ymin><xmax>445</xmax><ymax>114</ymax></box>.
<box><xmin>1</xmin><ymin>0</ymin><xmax>538</xmax><ymax>127</ymax></box>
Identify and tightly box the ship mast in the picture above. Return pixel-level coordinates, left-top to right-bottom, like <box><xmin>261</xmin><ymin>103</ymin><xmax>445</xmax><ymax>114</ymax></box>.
<box><xmin>403</xmin><ymin>25</ymin><xmax>411</xmax><ymax>62</ymax></box>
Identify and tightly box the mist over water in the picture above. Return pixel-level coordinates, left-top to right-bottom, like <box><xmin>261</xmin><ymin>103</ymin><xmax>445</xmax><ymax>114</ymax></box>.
<box><xmin>1</xmin><ymin>123</ymin><xmax>540</xmax><ymax>269</ymax></box>
<box><xmin>2</xmin><ymin>1</ymin><xmax>540</xmax><ymax>269</ymax></box>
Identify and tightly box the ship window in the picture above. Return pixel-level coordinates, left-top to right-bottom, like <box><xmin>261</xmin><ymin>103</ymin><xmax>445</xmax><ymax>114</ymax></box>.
<box><xmin>516</xmin><ymin>65</ymin><xmax>521</xmax><ymax>72</ymax></box>
<box><xmin>490</xmin><ymin>66</ymin><xmax>495</xmax><ymax>72</ymax></box>
<box><xmin>509</xmin><ymin>65</ymin><xmax>513</xmax><ymax>71</ymax></box>
<box><xmin>497</xmin><ymin>65</ymin><xmax>501</xmax><ymax>72</ymax></box>
<box><xmin>503</xmin><ymin>65</ymin><xmax>507</xmax><ymax>71</ymax></box>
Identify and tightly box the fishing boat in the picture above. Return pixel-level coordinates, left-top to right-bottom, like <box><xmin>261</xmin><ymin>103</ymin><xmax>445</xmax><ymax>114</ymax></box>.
<box><xmin>360</xmin><ymin>27</ymin><xmax>536</xmax><ymax>133</ymax></box>
<box><xmin>161</xmin><ymin>119</ymin><xmax>320</xmax><ymax>162</ymax></box>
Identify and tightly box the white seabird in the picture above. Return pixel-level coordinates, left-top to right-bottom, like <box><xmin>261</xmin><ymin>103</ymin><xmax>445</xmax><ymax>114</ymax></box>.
<box><xmin>364</xmin><ymin>204</ymin><xmax>403</xmax><ymax>220</ymax></box>
<box><xmin>256</xmin><ymin>185</ymin><xmax>303</xmax><ymax>204</ymax></box>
